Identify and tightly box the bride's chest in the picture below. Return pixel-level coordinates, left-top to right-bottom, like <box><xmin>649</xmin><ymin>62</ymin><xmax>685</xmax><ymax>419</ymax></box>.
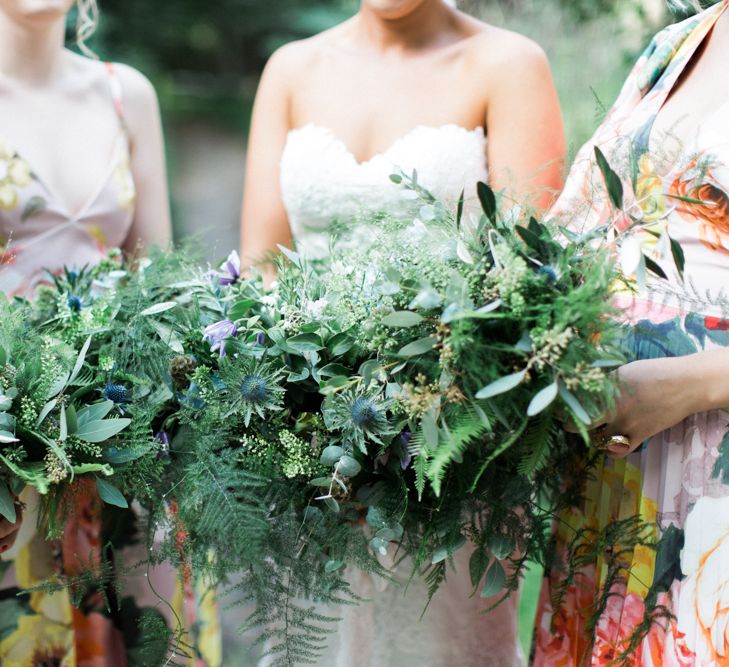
<box><xmin>279</xmin><ymin>123</ymin><xmax>489</xmax><ymax>227</ymax></box>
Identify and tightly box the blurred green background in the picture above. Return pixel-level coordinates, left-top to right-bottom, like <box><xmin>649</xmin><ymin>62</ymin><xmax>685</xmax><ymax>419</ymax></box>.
<box><xmin>81</xmin><ymin>0</ymin><xmax>697</xmax><ymax>263</ymax></box>
<box><xmin>80</xmin><ymin>0</ymin><xmax>701</xmax><ymax>663</ymax></box>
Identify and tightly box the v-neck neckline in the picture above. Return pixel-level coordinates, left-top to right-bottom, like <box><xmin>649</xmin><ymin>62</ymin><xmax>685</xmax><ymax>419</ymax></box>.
<box><xmin>646</xmin><ymin>1</ymin><xmax>729</xmax><ymax>156</ymax></box>
<box><xmin>25</xmin><ymin>130</ymin><xmax>126</xmax><ymax>222</ymax></box>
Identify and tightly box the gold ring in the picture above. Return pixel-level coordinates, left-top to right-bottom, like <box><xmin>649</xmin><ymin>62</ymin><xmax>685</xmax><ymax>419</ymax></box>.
<box><xmin>605</xmin><ymin>435</ymin><xmax>632</xmax><ymax>452</ymax></box>
<box><xmin>593</xmin><ymin>431</ymin><xmax>632</xmax><ymax>452</ymax></box>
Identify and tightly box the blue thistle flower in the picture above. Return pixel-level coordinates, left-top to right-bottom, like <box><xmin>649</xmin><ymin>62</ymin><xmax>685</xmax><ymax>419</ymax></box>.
<box><xmin>67</xmin><ymin>294</ymin><xmax>83</xmax><ymax>312</ymax></box>
<box><xmin>103</xmin><ymin>383</ymin><xmax>129</xmax><ymax>404</ymax></box>
<box><xmin>322</xmin><ymin>390</ymin><xmax>394</xmax><ymax>453</ymax></box>
<box><xmin>256</xmin><ymin>332</ymin><xmax>266</xmax><ymax>346</ymax></box>
<box><xmin>240</xmin><ymin>374</ymin><xmax>269</xmax><ymax>403</ymax></box>
<box><xmin>351</xmin><ymin>397</ymin><xmax>379</xmax><ymax>429</ymax></box>
<box><xmin>66</xmin><ymin>269</ymin><xmax>79</xmax><ymax>283</ymax></box>
<box><xmin>222</xmin><ymin>362</ymin><xmax>285</xmax><ymax>427</ymax></box>
<box><xmin>538</xmin><ymin>265</ymin><xmax>559</xmax><ymax>283</ymax></box>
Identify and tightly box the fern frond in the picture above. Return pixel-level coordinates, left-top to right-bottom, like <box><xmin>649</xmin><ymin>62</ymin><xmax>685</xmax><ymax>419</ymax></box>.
<box><xmin>427</xmin><ymin>408</ymin><xmax>489</xmax><ymax>496</ymax></box>
<box><xmin>517</xmin><ymin>411</ymin><xmax>554</xmax><ymax>476</ymax></box>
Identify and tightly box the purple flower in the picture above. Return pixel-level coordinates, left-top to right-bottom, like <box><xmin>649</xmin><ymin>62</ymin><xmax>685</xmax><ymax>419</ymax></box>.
<box><xmin>203</xmin><ymin>319</ymin><xmax>238</xmax><ymax>357</ymax></box>
<box><xmin>218</xmin><ymin>250</ymin><xmax>241</xmax><ymax>286</ymax></box>
<box><xmin>399</xmin><ymin>431</ymin><xmax>413</xmax><ymax>470</ymax></box>
<box><xmin>256</xmin><ymin>332</ymin><xmax>266</xmax><ymax>346</ymax></box>
<box><xmin>155</xmin><ymin>431</ymin><xmax>171</xmax><ymax>460</ymax></box>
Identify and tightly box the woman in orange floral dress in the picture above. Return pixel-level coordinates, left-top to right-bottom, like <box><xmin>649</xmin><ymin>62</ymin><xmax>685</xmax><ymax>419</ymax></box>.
<box><xmin>0</xmin><ymin>0</ymin><xmax>220</xmax><ymax>665</ymax></box>
<box><xmin>534</xmin><ymin>1</ymin><xmax>729</xmax><ymax>665</ymax></box>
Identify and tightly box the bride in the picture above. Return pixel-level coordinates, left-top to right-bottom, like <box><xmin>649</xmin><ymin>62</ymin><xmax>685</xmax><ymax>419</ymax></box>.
<box><xmin>240</xmin><ymin>0</ymin><xmax>565</xmax><ymax>664</ymax></box>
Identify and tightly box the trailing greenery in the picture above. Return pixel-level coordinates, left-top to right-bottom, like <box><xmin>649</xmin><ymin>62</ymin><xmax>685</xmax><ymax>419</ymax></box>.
<box><xmin>11</xmin><ymin>166</ymin><xmax>677</xmax><ymax>663</ymax></box>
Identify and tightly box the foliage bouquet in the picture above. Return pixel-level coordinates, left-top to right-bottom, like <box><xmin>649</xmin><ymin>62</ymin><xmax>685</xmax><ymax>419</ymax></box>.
<box><xmin>0</xmin><ymin>170</ymin><xmax>627</xmax><ymax>663</ymax></box>
<box><xmin>145</xmin><ymin>175</ymin><xmax>625</xmax><ymax>663</ymax></box>
<box><xmin>0</xmin><ymin>286</ymin><xmax>135</xmax><ymax>533</ymax></box>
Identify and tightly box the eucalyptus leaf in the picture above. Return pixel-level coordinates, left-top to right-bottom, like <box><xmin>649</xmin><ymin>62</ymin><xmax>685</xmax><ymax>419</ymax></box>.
<box><xmin>95</xmin><ymin>476</ymin><xmax>128</xmax><ymax>508</ymax></box>
<box><xmin>527</xmin><ymin>381</ymin><xmax>558</xmax><ymax>417</ymax></box>
<box><xmin>66</xmin><ymin>404</ymin><xmax>78</xmax><ymax>434</ymax></box>
<box><xmin>150</xmin><ymin>321</ymin><xmax>185</xmax><ymax>354</ymax></box>
<box><xmin>382</xmin><ymin>311</ymin><xmax>424</xmax><ymax>328</ymax></box>
<box><xmin>325</xmin><ymin>560</ymin><xmax>345</xmax><ymax>573</ymax></box>
<box><xmin>490</xmin><ymin>535</ymin><xmax>514</xmax><ymax>560</ymax></box>
<box><xmin>59</xmin><ymin>405</ymin><xmax>68</xmax><ymax>442</ymax></box>
<box><xmin>323</xmin><ymin>496</ymin><xmax>340</xmax><ymax>513</ymax></box>
<box><xmin>558</xmin><ymin>381</ymin><xmax>591</xmax><ymax>425</ymax></box>
<box><xmin>337</xmin><ymin>455</ymin><xmax>361</xmax><ymax>477</ymax></box>
<box><xmin>475</xmin><ymin>371</ymin><xmax>526</xmax><ymax>400</ymax></box>
<box><xmin>103</xmin><ymin>443</ymin><xmax>154</xmax><ymax>464</ymax></box>
<box><xmin>76</xmin><ymin>400</ymin><xmax>114</xmax><ymax>426</ymax></box>
<box><xmin>35</xmin><ymin>399</ymin><xmax>58</xmax><ymax>428</ymax></box>
<box><xmin>139</xmin><ymin>301</ymin><xmax>177</xmax><ymax>316</ymax></box>
<box><xmin>277</xmin><ymin>245</ymin><xmax>302</xmax><ymax>267</ymax></box>
<box><xmin>76</xmin><ymin>418</ymin><xmax>131</xmax><ymax>443</ymax></box>
<box><xmin>398</xmin><ymin>336</ymin><xmax>437</xmax><ymax>357</ymax></box>
<box><xmin>21</xmin><ymin>195</ymin><xmax>47</xmax><ymax>222</ymax></box>
<box><xmin>68</xmin><ymin>336</ymin><xmax>92</xmax><ymax>385</ymax></box>
<box><xmin>480</xmin><ymin>560</ymin><xmax>506</xmax><ymax>598</ymax></box>
<box><xmin>320</xmin><ymin>446</ymin><xmax>345</xmax><ymax>466</ymax></box>
<box><xmin>591</xmin><ymin>359</ymin><xmax>624</xmax><ymax>368</ymax></box>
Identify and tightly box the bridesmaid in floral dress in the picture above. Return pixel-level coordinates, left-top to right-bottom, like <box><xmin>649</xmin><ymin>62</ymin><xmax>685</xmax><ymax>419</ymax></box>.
<box><xmin>535</xmin><ymin>1</ymin><xmax>729</xmax><ymax>665</ymax></box>
<box><xmin>0</xmin><ymin>0</ymin><xmax>220</xmax><ymax>664</ymax></box>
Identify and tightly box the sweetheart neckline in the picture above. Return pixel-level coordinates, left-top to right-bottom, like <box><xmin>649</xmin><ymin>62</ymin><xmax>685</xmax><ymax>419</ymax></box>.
<box><xmin>284</xmin><ymin>123</ymin><xmax>487</xmax><ymax>168</ymax></box>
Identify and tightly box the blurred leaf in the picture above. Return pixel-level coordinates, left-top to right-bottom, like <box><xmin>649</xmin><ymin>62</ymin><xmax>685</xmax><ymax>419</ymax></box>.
<box><xmin>382</xmin><ymin>311</ymin><xmax>424</xmax><ymax>328</ymax></box>
<box><xmin>95</xmin><ymin>476</ymin><xmax>128</xmax><ymax>508</ymax></box>
<box><xmin>594</xmin><ymin>146</ymin><xmax>623</xmax><ymax>210</ymax></box>
<box><xmin>476</xmin><ymin>371</ymin><xmax>526</xmax><ymax>400</ymax></box>
<box><xmin>527</xmin><ymin>382</ymin><xmax>558</xmax><ymax>417</ymax></box>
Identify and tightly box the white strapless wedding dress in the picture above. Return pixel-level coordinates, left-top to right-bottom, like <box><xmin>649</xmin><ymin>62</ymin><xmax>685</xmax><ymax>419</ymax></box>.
<box><xmin>277</xmin><ymin>123</ymin><xmax>523</xmax><ymax>667</ymax></box>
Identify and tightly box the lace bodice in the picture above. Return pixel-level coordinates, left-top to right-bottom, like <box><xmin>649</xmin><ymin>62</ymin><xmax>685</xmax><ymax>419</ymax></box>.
<box><xmin>280</xmin><ymin>123</ymin><xmax>488</xmax><ymax>259</ymax></box>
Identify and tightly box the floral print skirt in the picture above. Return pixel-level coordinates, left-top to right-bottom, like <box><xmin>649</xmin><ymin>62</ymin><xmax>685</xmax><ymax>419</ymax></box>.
<box><xmin>0</xmin><ymin>480</ymin><xmax>221</xmax><ymax>667</ymax></box>
<box><xmin>534</xmin><ymin>299</ymin><xmax>729</xmax><ymax>666</ymax></box>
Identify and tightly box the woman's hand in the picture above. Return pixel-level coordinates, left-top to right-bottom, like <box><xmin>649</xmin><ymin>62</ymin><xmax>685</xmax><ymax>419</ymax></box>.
<box><xmin>0</xmin><ymin>501</ymin><xmax>22</xmax><ymax>554</ymax></box>
<box><xmin>592</xmin><ymin>356</ymin><xmax>700</xmax><ymax>457</ymax></box>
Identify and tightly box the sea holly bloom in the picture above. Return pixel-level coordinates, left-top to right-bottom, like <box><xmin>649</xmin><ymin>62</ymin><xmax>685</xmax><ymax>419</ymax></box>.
<box><xmin>203</xmin><ymin>319</ymin><xmax>238</xmax><ymax>357</ymax></box>
<box><xmin>218</xmin><ymin>359</ymin><xmax>285</xmax><ymax>426</ymax></box>
<box><xmin>67</xmin><ymin>294</ymin><xmax>83</xmax><ymax>313</ymax></box>
<box><xmin>322</xmin><ymin>389</ymin><xmax>393</xmax><ymax>453</ymax></box>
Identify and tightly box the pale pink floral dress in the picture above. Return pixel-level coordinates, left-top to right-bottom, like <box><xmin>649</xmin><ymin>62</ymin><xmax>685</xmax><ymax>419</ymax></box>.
<box><xmin>0</xmin><ymin>64</ymin><xmax>221</xmax><ymax>667</ymax></box>
<box><xmin>534</xmin><ymin>3</ymin><xmax>729</xmax><ymax>666</ymax></box>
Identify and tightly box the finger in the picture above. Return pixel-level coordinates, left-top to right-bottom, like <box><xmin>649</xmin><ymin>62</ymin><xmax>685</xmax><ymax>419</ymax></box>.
<box><xmin>606</xmin><ymin>442</ymin><xmax>633</xmax><ymax>457</ymax></box>
<box><xmin>0</xmin><ymin>528</ymin><xmax>19</xmax><ymax>554</ymax></box>
<box><xmin>0</xmin><ymin>502</ymin><xmax>22</xmax><ymax>539</ymax></box>
<box><xmin>0</xmin><ymin>519</ymin><xmax>19</xmax><ymax>541</ymax></box>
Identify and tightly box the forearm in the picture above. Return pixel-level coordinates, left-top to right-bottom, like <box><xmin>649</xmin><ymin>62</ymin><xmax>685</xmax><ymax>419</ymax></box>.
<box><xmin>677</xmin><ymin>347</ymin><xmax>729</xmax><ymax>414</ymax></box>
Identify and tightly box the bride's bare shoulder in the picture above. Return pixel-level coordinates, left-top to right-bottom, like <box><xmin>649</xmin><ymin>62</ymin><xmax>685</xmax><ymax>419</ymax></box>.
<box><xmin>260</xmin><ymin>23</ymin><xmax>351</xmax><ymax>84</ymax></box>
<box><xmin>459</xmin><ymin>16</ymin><xmax>549</xmax><ymax>74</ymax></box>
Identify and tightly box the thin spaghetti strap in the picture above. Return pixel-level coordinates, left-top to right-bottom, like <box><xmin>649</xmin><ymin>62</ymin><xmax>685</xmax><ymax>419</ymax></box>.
<box><xmin>105</xmin><ymin>62</ymin><xmax>128</xmax><ymax>131</ymax></box>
